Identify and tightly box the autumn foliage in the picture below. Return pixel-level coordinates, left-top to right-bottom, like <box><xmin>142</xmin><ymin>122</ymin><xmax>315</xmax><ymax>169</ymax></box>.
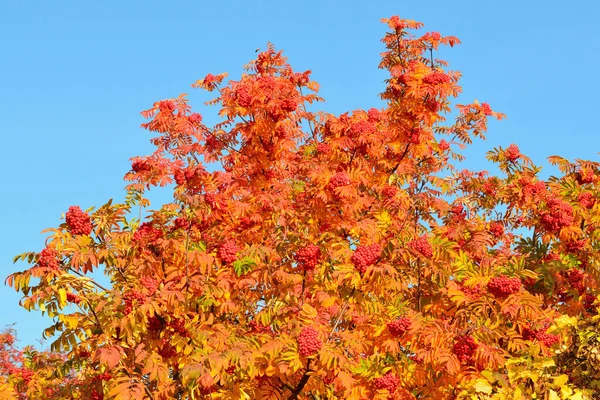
<box><xmin>4</xmin><ymin>15</ymin><xmax>600</xmax><ymax>400</ymax></box>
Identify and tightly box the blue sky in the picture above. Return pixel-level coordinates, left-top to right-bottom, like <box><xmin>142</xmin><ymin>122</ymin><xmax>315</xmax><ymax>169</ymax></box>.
<box><xmin>1</xmin><ymin>1</ymin><xmax>598</xmax><ymax>348</ymax></box>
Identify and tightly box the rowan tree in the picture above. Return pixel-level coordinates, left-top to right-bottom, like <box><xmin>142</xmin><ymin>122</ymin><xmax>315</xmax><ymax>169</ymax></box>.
<box><xmin>5</xmin><ymin>16</ymin><xmax>600</xmax><ymax>399</ymax></box>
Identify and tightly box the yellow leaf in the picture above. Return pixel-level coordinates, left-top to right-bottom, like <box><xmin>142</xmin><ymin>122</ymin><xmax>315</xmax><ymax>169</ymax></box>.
<box><xmin>553</xmin><ymin>374</ymin><xmax>569</xmax><ymax>387</ymax></box>
<box><xmin>473</xmin><ymin>378</ymin><xmax>493</xmax><ymax>394</ymax></box>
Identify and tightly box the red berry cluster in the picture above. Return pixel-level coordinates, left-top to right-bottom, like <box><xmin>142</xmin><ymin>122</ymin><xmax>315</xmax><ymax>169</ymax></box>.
<box><xmin>123</xmin><ymin>290</ymin><xmax>146</xmax><ymax>315</ymax></box>
<box><xmin>65</xmin><ymin>206</ymin><xmax>93</xmax><ymax>236</ymax></box>
<box><xmin>452</xmin><ymin>335</ymin><xmax>478</xmax><ymax>362</ymax></box>
<box><xmin>90</xmin><ymin>389</ymin><xmax>104</xmax><ymax>400</ymax></box>
<box><xmin>578</xmin><ymin>192</ymin><xmax>595</xmax><ymax>209</ymax></box>
<box><xmin>79</xmin><ymin>349</ymin><xmax>91</xmax><ymax>358</ymax></box>
<box><xmin>132</xmin><ymin>223</ymin><xmax>163</xmax><ymax>245</ymax></box>
<box><xmin>565</xmin><ymin>239</ymin><xmax>586</xmax><ymax>253</ymax></box>
<box><xmin>408</xmin><ymin>236</ymin><xmax>433</xmax><ymax>258</ymax></box>
<box><xmin>387</xmin><ymin>317</ymin><xmax>411</xmax><ymax>337</ymax></box>
<box><xmin>351</xmin><ymin>244</ymin><xmax>382</xmax><ymax>273</ymax></box>
<box><xmin>373</xmin><ymin>372</ymin><xmax>400</xmax><ymax>393</ymax></box>
<box><xmin>131</xmin><ymin>158</ymin><xmax>151</xmax><ymax>173</ymax></box>
<box><xmin>169</xmin><ymin>318</ymin><xmax>189</xmax><ymax>337</ymax></box>
<box><xmin>406</xmin><ymin>128</ymin><xmax>422</xmax><ymax>144</ymax></box>
<box><xmin>158</xmin><ymin>339</ymin><xmax>177</xmax><ymax>358</ymax></box>
<box><xmin>438</xmin><ymin>139</ymin><xmax>450</xmax><ymax>151</ymax></box>
<box><xmin>367</xmin><ymin>108</ymin><xmax>381</xmax><ymax>122</ymax></box>
<box><xmin>38</xmin><ymin>247</ymin><xmax>59</xmax><ymax>270</ymax></box>
<box><xmin>461</xmin><ymin>284</ymin><xmax>483</xmax><ymax>299</ymax></box>
<box><xmin>295</xmin><ymin>244</ymin><xmax>322</xmax><ymax>271</ymax></box>
<box><xmin>158</xmin><ymin>99</ymin><xmax>175</xmax><ymax>112</ymax></box>
<box><xmin>225</xmin><ymin>364</ymin><xmax>236</xmax><ymax>374</ymax></box>
<box><xmin>423</xmin><ymin>71</ymin><xmax>451</xmax><ymax>85</ymax></box>
<box><xmin>522</xmin><ymin>326</ymin><xmax>560</xmax><ymax>347</ymax></box>
<box><xmin>140</xmin><ymin>276</ymin><xmax>159</xmax><ymax>296</ymax></box>
<box><xmin>95</xmin><ymin>372</ymin><xmax>112</xmax><ymax>381</ymax></box>
<box><xmin>487</xmin><ymin>275</ymin><xmax>521</xmax><ymax>298</ymax></box>
<box><xmin>218</xmin><ymin>240</ymin><xmax>240</xmax><ymax>264</ymax></box>
<box><xmin>425</xmin><ymin>98</ymin><xmax>439</xmax><ymax>112</ymax></box>
<box><xmin>280</xmin><ymin>99</ymin><xmax>298</xmax><ymax>112</ymax></box>
<box><xmin>249</xmin><ymin>320</ymin><xmax>273</xmax><ymax>334</ymax></box>
<box><xmin>147</xmin><ymin>315</ymin><xmax>165</xmax><ymax>332</ymax></box>
<box><xmin>235</xmin><ymin>85</ymin><xmax>253</xmax><ymax>107</ymax></box>
<box><xmin>481</xmin><ymin>181</ymin><xmax>497</xmax><ymax>196</ymax></box>
<box><xmin>298</xmin><ymin>327</ymin><xmax>322</xmax><ymax>356</ymax></box>
<box><xmin>450</xmin><ymin>203</ymin><xmax>466</xmax><ymax>220</ymax></box>
<box><xmin>351</xmin><ymin>120</ymin><xmax>377</xmax><ymax>136</ymax></box>
<box><xmin>316</xmin><ymin>143</ymin><xmax>332</xmax><ymax>155</ymax></box>
<box><xmin>187</xmin><ymin>112</ymin><xmax>203</xmax><ymax>125</ymax></box>
<box><xmin>481</xmin><ymin>102</ymin><xmax>493</xmax><ymax>116</ymax></box>
<box><xmin>328</xmin><ymin>172</ymin><xmax>351</xmax><ymax>191</ymax></box>
<box><xmin>488</xmin><ymin>221</ymin><xmax>504</xmax><ymax>238</ymax></box>
<box><xmin>540</xmin><ymin>197</ymin><xmax>574</xmax><ymax>233</ymax></box>
<box><xmin>66</xmin><ymin>292</ymin><xmax>82</xmax><ymax>304</ymax></box>
<box><xmin>584</xmin><ymin>293</ymin><xmax>597</xmax><ymax>313</ymax></box>
<box><xmin>382</xmin><ymin>185</ymin><xmax>397</xmax><ymax>198</ymax></box>
<box><xmin>505</xmin><ymin>144</ymin><xmax>520</xmax><ymax>162</ymax></box>
<box><xmin>568</xmin><ymin>269</ymin><xmax>586</xmax><ymax>294</ymax></box>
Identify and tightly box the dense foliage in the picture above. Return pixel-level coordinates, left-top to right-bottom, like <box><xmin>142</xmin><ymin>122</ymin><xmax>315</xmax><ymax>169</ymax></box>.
<box><xmin>4</xmin><ymin>16</ymin><xmax>600</xmax><ymax>400</ymax></box>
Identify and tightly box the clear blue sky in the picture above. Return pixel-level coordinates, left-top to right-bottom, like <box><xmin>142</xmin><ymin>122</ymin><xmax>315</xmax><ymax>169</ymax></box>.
<box><xmin>1</xmin><ymin>1</ymin><xmax>598</xmax><ymax>348</ymax></box>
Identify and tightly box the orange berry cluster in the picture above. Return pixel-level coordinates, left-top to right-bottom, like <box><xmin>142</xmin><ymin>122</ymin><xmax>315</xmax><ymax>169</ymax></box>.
<box><xmin>488</xmin><ymin>221</ymin><xmax>504</xmax><ymax>238</ymax></box>
<box><xmin>140</xmin><ymin>276</ymin><xmax>159</xmax><ymax>296</ymax></box>
<box><xmin>94</xmin><ymin>372</ymin><xmax>112</xmax><ymax>381</ymax></box>
<box><xmin>452</xmin><ymin>335</ymin><xmax>477</xmax><ymax>362</ymax></box>
<box><xmin>487</xmin><ymin>275</ymin><xmax>521</xmax><ymax>298</ymax></box>
<box><xmin>218</xmin><ymin>240</ymin><xmax>240</xmax><ymax>264</ymax></box>
<box><xmin>568</xmin><ymin>269</ymin><xmax>586</xmax><ymax>294</ymax></box>
<box><xmin>387</xmin><ymin>317</ymin><xmax>411</xmax><ymax>337</ymax></box>
<box><xmin>373</xmin><ymin>372</ymin><xmax>400</xmax><ymax>393</ymax></box>
<box><xmin>123</xmin><ymin>290</ymin><xmax>146</xmax><ymax>315</ymax></box>
<box><xmin>65</xmin><ymin>206</ymin><xmax>93</xmax><ymax>236</ymax></box>
<box><xmin>578</xmin><ymin>192</ymin><xmax>595</xmax><ymax>209</ymax></box>
<box><xmin>298</xmin><ymin>327</ymin><xmax>321</xmax><ymax>356</ymax></box>
<box><xmin>505</xmin><ymin>144</ymin><xmax>520</xmax><ymax>162</ymax></box>
<box><xmin>327</xmin><ymin>172</ymin><xmax>351</xmax><ymax>190</ymax></box>
<box><xmin>351</xmin><ymin>244</ymin><xmax>382</xmax><ymax>273</ymax></box>
<box><xmin>408</xmin><ymin>236</ymin><xmax>432</xmax><ymax>258</ymax></box>
<box><xmin>295</xmin><ymin>244</ymin><xmax>321</xmax><ymax>271</ymax></box>
<box><xmin>38</xmin><ymin>247</ymin><xmax>59</xmax><ymax>270</ymax></box>
<box><xmin>66</xmin><ymin>292</ymin><xmax>82</xmax><ymax>304</ymax></box>
<box><xmin>540</xmin><ymin>197</ymin><xmax>573</xmax><ymax>233</ymax></box>
<box><xmin>522</xmin><ymin>326</ymin><xmax>560</xmax><ymax>347</ymax></box>
<box><xmin>423</xmin><ymin>71</ymin><xmax>450</xmax><ymax>85</ymax></box>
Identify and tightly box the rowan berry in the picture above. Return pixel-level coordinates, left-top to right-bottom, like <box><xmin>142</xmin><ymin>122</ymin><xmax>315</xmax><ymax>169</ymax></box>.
<box><xmin>65</xmin><ymin>206</ymin><xmax>93</xmax><ymax>236</ymax></box>
<box><xmin>295</xmin><ymin>244</ymin><xmax>321</xmax><ymax>271</ymax></box>
<box><xmin>452</xmin><ymin>335</ymin><xmax>477</xmax><ymax>362</ymax></box>
<box><xmin>387</xmin><ymin>317</ymin><xmax>411</xmax><ymax>337</ymax></box>
<box><xmin>351</xmin><ymin>244</ymin><xmax>382</xmax><ymax>273</ymax></box>
<box><xmin>298</xmin><ymin>327</ymin><xmax>321</xmax><ymax>356</ymax></box>
<box><xmin>487</xmin><ymin>275</ymin><xmax>521</xmax><ymax>298</ymax></box>
<box><xmin>219</xmin><ymin>240</ymin><xmax>239</xmax><ymax>264</ymax></box>
<box><xmin>408</xmin><ymin>236</ymin><xmax>432</xmax><ymax>258</ymax></box>
<box><xmin>373</xmin><ymin>372</ymin><xmax>400</xmax><ymax>393</ymax></box>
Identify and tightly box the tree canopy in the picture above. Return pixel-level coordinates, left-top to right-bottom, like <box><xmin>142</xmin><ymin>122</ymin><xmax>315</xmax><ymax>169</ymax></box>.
<box><xmin>3</xmin><ymin>15</ymin><xmax>600</xmax><ymax>400</ymax></box>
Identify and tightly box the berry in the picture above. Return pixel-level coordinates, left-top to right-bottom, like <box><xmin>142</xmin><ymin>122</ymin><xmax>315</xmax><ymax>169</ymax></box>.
<box><xmin>367</xmin><ymin>108</ymin><xmax>381</xmax><ymax>122</ymax></box>
<box><xmin>295</xmin><ymin>244</ymin><xmax>322</xmax><ymax>271</ymax></box>
<box><xmin>169</xmin><ymin>317</ymin><xmax>189</xmax><ymax>337</ymax></box>
<box><xmin>225</xmin><ymin>364</ymin><xmax>236</xmax><ymax>374</ymax></box>
<box><xmin>280</xmin><ymin>99</ymin><xmax>298</xmax><ymax>112</ymax></box>
<box><xmin>489</xmin><ymin>221</ymin><xmax>504</xmax><ymax>238</ymax></box>
<box><xmin>576</xmin><ymin>168</ymin><xmax>595</xmax><ymax>185</ymax></box>
<box><xmin>387</xmin><ymin>317</ymin><xmax>411</xmax><ymax>337</ymax></box>
<box><xmin>140</xmin><ymin>276</ymin><xmax>159</xmax><ymax>296</ymax></box>
<box><xmin>568</xmin><ymin>269</ymin><xmax>586</xmax><ymax>294</ymax></box>
<box><xmin>373</xmin><ymin>372</ymin><xmax>400</xmax><ymax>393</ymax></box>
<box><xmin>481</xmin><ymin>103</ymin><xmax>493</xmax><ymax>116</ymax></box>
<box><xmin>382</xmin><ymin>185</ymin><xmax>397</xmax><ymax>198</ymax></box>
<box><xmin>408</xmin><ymin>236</ymin><xmax>433</xmax><ymax>258</ymax></box>
<box><xmin>132</xmin><ymin>223</ymin><xmax>163</xmax><ymax>245</ymax></box>
<box><xmin>131</xmin><ymin>159</ymin><xmax>151</xmax><ymax>173</ymax></box>
<box><xmin>522</xmin><ymin>325</ymin><xmax>560</xmax><ymax>347</ymax></box>
<box><xmin>316</xmin><ymin>143</ymin><xmax>332</xmax><ymax>155</ymax></box>
<box><xmin>188</xmin><ymin>112</ymin><xmax>203</xmax><ymax>125</ymax></box>
<box><xmin>219</xmin><ymin>240</ymin><xmax>240</xmax><ymax>264</ymax></box>
<box><xmin>438</xmin><ymin>139</ymin><xmax>450</xmax><ymax>151</ymax></box>
<box><xmin>147</xmin><ymin>315</ymin><xmax>164</xmax><ymax>332</ymax></box>
<box><xmin>540</xmin><ymin>197</ymin><xmax>573</xmax><ymax>233</ymax></box>
<box><xmin>578</xmin><ymin>192</ymin><xmax>595</xmax><ymax>209</ymax></box>
<box><xmin>351</xmin><ymin>244</ymin><xmax>382</xmax><ymax>273</ymax></box>
<box><xmin>158</xmin><ymin>99</ymin><xmax>175</xmax><ymax>112</ymax></box>
<box><xmin>235</xmin><ymin>85</ymin><xmax>253</xmax><ymax>107</ymax></box>
<box><xmin>38</xmin><ymin>247</ymin><xmax>60</xmax><ymax>270</ymax></box>
<box><xmin>505</xmin><ymin>144</ymin><xmax>520</xmax><ymax>162</ymax></box>
<box><xmin>423</xmin><ymin>71</ymin><xmax>451</xmax><ymax>85</ymax></box>
<box><xmin>158</xmin><ymin>339</ymin><xmax>177</xmax><ymax>358</ymax></box>
<box><xmin>487</xmin><ymin>275</ymin><xmax>521</xmax><ymax>298</ymax></box>
<box><xmin>328</xmin><ymin>172</ymin><xmax>351</xmax><ymax>191</ymax></box>
<box><xmin>351</xmin><ymin>120</ymin><xmax>377</xmax><ymax>136</ymax></box>
<box><xmin>90</xmin><ymin>389</ymin><xmax>104</xmax><ymax>400</ymax></box>
<box><xmin>123</xmin><ymin>290</ymin><xmax>146</xmax><ymax>315</ymax></box>
<box><xmin>65</xmin><ymin>206</ymin><xmax>93</xmax><ymax>236</ymax></box>
<box><xmin>66</xmin><ymin>292</ymin><xmax>81</xmax><ymax>304</ymax></box>
<box><xmin>452</xmin><ymin>335</ymin><xmax>478</xmax><ymax>362</ymax></box>
<box><xmin>95</xmin><ymin>372</ymin><xmax>112</xmax><ymax>381</ymax></box>
<box><xmin>298</xmin><ymin>327</ymin><xmax>321</xmax><ymax>356</ymax></box>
